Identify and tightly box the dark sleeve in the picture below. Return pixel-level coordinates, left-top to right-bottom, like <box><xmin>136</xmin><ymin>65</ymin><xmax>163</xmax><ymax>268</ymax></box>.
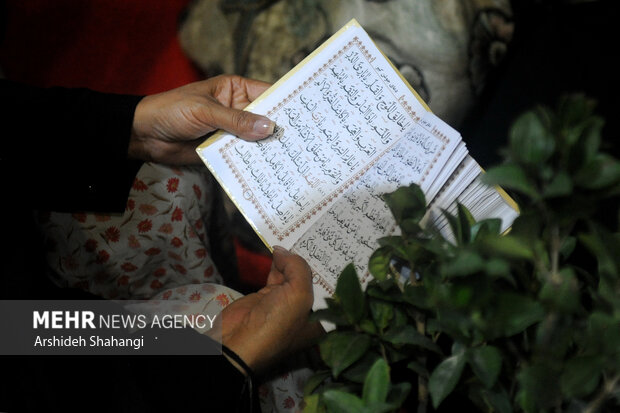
<box><xmin>0</xmin><ymin>79</ymin><xmax>144</xmax><ymax>212</ymax></box>
<box><xmin>0</xmin><ymin>347</ymin><xmax>259</xmax><ymax>412</ymax></box>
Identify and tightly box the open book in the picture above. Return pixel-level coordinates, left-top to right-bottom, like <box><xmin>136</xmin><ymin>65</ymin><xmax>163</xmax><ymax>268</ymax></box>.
<box><xmin>197</xmin><ymin>19</ymin><xmax>519</xmax><ymax>315</ymax></box>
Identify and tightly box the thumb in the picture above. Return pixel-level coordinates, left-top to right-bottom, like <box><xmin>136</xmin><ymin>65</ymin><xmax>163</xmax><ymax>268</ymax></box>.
<box><xmin>270</xmin><ymin>246</ymin><xmax>313</xmax><ymax>304</ymax></box>
<box><xmin>206</xmin><ymin>104</ymin><xmax>275</xmax><ymax>141</ymax></box>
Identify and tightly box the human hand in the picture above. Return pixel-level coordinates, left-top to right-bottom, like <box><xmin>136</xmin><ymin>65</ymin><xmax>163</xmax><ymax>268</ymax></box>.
<box><xmin>129</xmin><ymin>74</ymin><xmax>274</xmax><ymax>165</ymax></box>
<box><xmin>220</xmin><ymin>246</ymin><xmax>324</xmax><ymax>373</ymax></box>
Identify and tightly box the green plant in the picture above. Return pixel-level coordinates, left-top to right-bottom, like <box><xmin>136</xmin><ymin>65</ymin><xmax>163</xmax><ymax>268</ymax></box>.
<box><xmin>303</xmin><ymin>95</ymin><xmax>620</xmax><ymax>413</ymax></box>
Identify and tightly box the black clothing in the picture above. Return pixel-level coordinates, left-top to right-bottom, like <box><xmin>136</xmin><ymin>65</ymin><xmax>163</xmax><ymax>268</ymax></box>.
<box><xmin>0</xmin><ymin>80</ymin><xmax>258</xmax><ymax>412</ymax></box>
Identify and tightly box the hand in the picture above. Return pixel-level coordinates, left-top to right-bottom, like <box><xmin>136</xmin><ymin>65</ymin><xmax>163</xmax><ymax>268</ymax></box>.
<box><xmin>129</xmin><ymin>74</ymin><xmax>274</xmax><ymax>165</ymax></box>
<box><xmin>220</xmin><ymin>246</ymin><xmax>324</xmax><ymax>373</ymax></box>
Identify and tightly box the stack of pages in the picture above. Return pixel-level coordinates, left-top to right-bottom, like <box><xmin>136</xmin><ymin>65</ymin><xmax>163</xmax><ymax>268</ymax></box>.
<box><xmin>198</xmin><ymin>19</ymin><xmax>519</xmax><ymax>312</ymax></box>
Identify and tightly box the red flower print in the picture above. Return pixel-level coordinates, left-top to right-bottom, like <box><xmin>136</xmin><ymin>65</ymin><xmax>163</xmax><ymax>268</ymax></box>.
<box><xmin>216</xmin><ymin>294</ymin><xmax>230</xmax><ymax>307</ymax></box>
<box><xmin>84</xmin><ymin>239</ymin><xmax>98</xmax><ymax>252</ymax></box>
<box><xmin>168</xmin><ymin>251</ymin><xmax>182</xmax><ymax>261</ymax></box>
<box><xmin>153</xmin><ymin>267</ymin><xmax>166</xmax><ymax>277</ymax></box>
<box><xmin>158</xmin><ymin>223</ymin><xmax>173</xmax><ymax>234</ymax></box>
<box><xmin>282</xmin><ymin>396</ymin><xmax>295</xmax><ymax>409</ymax></box>
<box><xmin>121</xmin><ymin>262</ymin><xmax>138</xmax><ymax>272</ymax></box>
<box><xmin>195</xmin><ymin>219</ymin><xmax>203</xmax><ymax>230</ymax></box>
<box><xmin>94</xmin><ymin>214</ymin><xmax>111</xmax><ymax>222</ymax></box>
<box><xmin>192</xmin><ymin>184</ymin><xmax>202</xmax><ymax>200</ymax></box>
<box><xmin>96</xmin><ymin>250</ymin><xmax>110</xmax><ymax>264</ymax></box>
<box><xmin>173</xmin><ymin>264</ymin><xmax>187</xmax><ymax>275</ymax></box>
<box><xmin>128</xmin><ymin>235</ymin><xmax>141</xmax><ymax>249</ymax></box>
<box><xmin>104</xmin><ymin>226</ymin><xmax>120</xmax><ymax>243</ymax></box>
<box><xmin>150</xmin><ymin>279</ymin><xmax>163</xmax><ymax>290</ymax></box>
<box><xmin>171</xmin><ymin>207</ymin><xmax>183</xmax><ymax>222</ymax></box>
<box><xmin>117</xmin><ymin>275</ymin><xmax>129</xmax><ymax>286</ymax></box>
<box><xmin>145</xmin><ymin>247</ymin><xmax>161</xmax><ymax>256</ymax></box>
<box><xmin>171</xmin><ymin>237</ymin><xmax>183</xmax><ymax>248</ymax></box>
<box><xmin>139</xmin><ymin>204</ymin><xmax>158</xmax><ymax>215</ymax></box>
<box><xmin>162</xmin><ymin>290</ymin><xmax>172</xmax><ymax>300</ymax></box>
<box><xmin>61</xmin><ymin>255</ymin><xmax>78</xmax><ymax>270</ymax></box>
<box><xmin>126</xmin><ymin>198</ymin><xmax>135</xmax><ymax>211</ymax></box>
<box><xmin>72</xmin><ymin>213</ymin><xmax>87</xmax><ymax>223</ymax></box>
<box><xmin>204</xmin><ymin>266</ymin><xmax>214</xmax><ymax>278</ymax></box>
<box><xmin>195</xmin><ymin>248</ymin><xmax>207</xmax><ymax>258</ymax></box>
<box><xmin>133</xmin><ymin>178</ymin><xmax>148</xmax><ymax>192</ymax></box>
<box><xmin>189</xmin><ymin>291</ymin><xmax>201</xmax><ymax>302</ymax></box>
<box><xmin>166</xmin><ymin>177</ymin><xmax>179</xmax><ymax>193</ymax></box>
<box><xmin>187</xmin><ymin>228</ymin><xmax>197</xmax><ymax>238</ymax></box>
<box><xmin>137</xmin><ymin>219</ymin><xmax>152</xmax><ymax>233</ymax></box>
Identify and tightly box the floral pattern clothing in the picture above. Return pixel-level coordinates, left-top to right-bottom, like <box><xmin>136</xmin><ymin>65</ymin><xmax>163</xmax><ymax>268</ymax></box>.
<box><xmin>37</xmin><ymin>162</ymin><xmax>226</xmax><ymax>299</ymax></box>
<box><xmin>36</xmin><ymin>161</ymin><xmax>310</xmax><ymax>412</ymax></box>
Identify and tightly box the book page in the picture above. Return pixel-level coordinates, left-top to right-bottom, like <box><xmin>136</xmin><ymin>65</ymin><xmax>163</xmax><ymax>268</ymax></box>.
<box><xmin>291</xmin><ymin>111</ymin><xmax>463</xmax><ymax>310</ymax></box>
<box><xmin>197</xmin><ymin>20</ymin><xmax>460</xmax><ymax>249</ymax></box>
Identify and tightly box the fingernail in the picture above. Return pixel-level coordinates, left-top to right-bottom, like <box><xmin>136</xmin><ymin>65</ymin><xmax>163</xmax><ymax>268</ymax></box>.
<box><xmin>253</xmin><ymin>116</ymin><xmax>275</xmax><ymax>137</ymax></box>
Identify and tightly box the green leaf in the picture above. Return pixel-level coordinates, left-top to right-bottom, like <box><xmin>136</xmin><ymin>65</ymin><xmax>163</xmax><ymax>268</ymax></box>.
<box><xmin>335</xmin><ymin>264</ymin><xmax>365</xmax><ymax>323</ymax></box>
<box><xmin>481</xmin><ymin>164</ymin><xmax>538</xmax><ymax>199</ymax></box>
<box><xmin>387</xmin><ymin>382</ymin><xmax>412</xmax><ymax>407</ymax></box>
<box><xmin>407</xmin><ymin>360</ymin><xmax>429</xmax><ymax>378</ymax></box>
<box><xmin>560</xmin><ymin>356</ymin><xmax>602</xmax><ymax>398</ymax></box>
<box><xmin>481</xmin><ymin>387</ymin><xmax>513</xmax><ymax>413</ymax></box>
<box><xmin>368</xmin><ymin>247</ymin><xmax>392</xmax><ymax>281</ymax></box>
<box><xmin>319</xmin><ymin>331</ymin><xmax>372</xmax><ymax>378</ymax></box>
<box><xmin>542</xmin><ymin>171</ymin><xmax>573</xmax><ymax>198</ymax></box>
<box><xmin>303</xmin><ymin>394</ymin><xmax>321</xmax><ymax>413</ymax></box>
<box><xmin>457</xmin><ymin>203</ymin><xmax>475</xmax><ymax>243</ymax></box>
<box><xmin>443</xmin><ymin>209</ymin><xmax>462</xmax><ymax>245</ymax></box>
<box><xmin>402</xmin><ymin>285</ymin><xmax>429</xmax><ymax>308</ymax></box>
<box><xmin>382</xmin><ymin>184</ymin><xmax>427</xmax><ymax>227</ymax></box>
<box><xmin>509</xmin><ymin>110</ymin><xmax>555</xmax><ymax>165</ymax></box>
<box><xmin>492</xmin><ymin>293</ymin><xmax>545</xmax><ymax>338</ymax></box>
<box><xmin>323</xmin><ymin>390</ymin><xmax>366</xmax><ymax>413</ymax></box>
<box><xmin>370</xmin><ymin>299</ymin><xmax>393</xmax><ymax>332</ymax></box>
<box><xmin>342</xmin><ymin>352</ymin><xmax>381</xmax><ymax>384</ymax></box>
<box><xmin>538</xmin><ymin>267</ymin><xmax>580</xmax><ymax>313</ymax></box>
<box><xmin>362</xmin><ymin>358</ymin><xmax>390</xmax><ymax>404</ymax></box>
<box><xmin>310</xmin><ymin>308</ymin><xmax>351</xmax><ymax>326</ymax></box>
<box><xmin>467</xmin><ymin>345</ymin><xmax>502</xmax><ymax>388</ymax></box>
<box><xmin>480</xmin><ymin>235</ymin><xmax>534</xmax><ymax>261</ymax></box>
<box><xmin>429</xmin><ymin>353</ymin><xmax>466</xmax><ymax>409</ymax></box>
<box><xmin>470</xmin><ymin>218</ymin><xmax>502</xmax><ymax>241</ymax></box>
<box><xmin>304</xmin><ymin>370</ymin><xmax>332</xmax><ymax>396</ymax></box>
<box><xmin>383</xmin><ymin>324</ymin><xmax>442</xmax><ymax>353</ymax></box>
<box><xmin>574</xmin><ymin>153</ymin><xmax>620</xmax><ymax>190</ymax></box>
<box><xmin>441</xmin><ymin>250</ymin><xmax>485</xmax><ymax>278</ymax></box>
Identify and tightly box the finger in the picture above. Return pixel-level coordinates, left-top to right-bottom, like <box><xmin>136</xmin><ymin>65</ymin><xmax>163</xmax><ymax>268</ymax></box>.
<box><xmin>205</xmin><ymin>103</ymin><xmax>275</xmax><ymax>141</ymax></box>
<box><xmin>243</xmin><ymin>78</ymin><xmax>272</xmax><ymax>102</ymax></box>
<box><xmin>271</xmin><ymin>246</ymin><xmax>313</xmax><ymax>296</ymax></box>
<box><xmin>147</xmin><ymin>140</ymin><xmax>202</xmax><ymax>165</ymax></box>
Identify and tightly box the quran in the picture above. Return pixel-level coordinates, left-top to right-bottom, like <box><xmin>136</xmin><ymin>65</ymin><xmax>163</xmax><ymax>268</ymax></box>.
<box><xmin>197</xmin><ymin>19</ymin><xmax>519</xmax><ymax>316</ymax></box>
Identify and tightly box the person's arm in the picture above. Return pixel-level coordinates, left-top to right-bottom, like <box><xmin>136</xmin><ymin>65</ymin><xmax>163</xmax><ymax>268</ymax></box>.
<box><xmin>1</xmin><ymin>79</ymin><xmax>143</xmax><ymax>212</ymax></box>
<box><xmin>0</xmin><ymin>75</ymin><xmax>275</xmax><ymax>212</ymax></box>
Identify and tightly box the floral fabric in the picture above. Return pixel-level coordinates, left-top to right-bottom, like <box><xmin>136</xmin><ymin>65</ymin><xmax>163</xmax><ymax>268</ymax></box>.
<box><xmin>36</xmin><ymin>161</ymin><xmax>309</xmax><ymax>412</ymax></box>
<box><xmin>37</xmin><ymin>162</ymin><xmax>225</xmax><ymax>299</ymax></box>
